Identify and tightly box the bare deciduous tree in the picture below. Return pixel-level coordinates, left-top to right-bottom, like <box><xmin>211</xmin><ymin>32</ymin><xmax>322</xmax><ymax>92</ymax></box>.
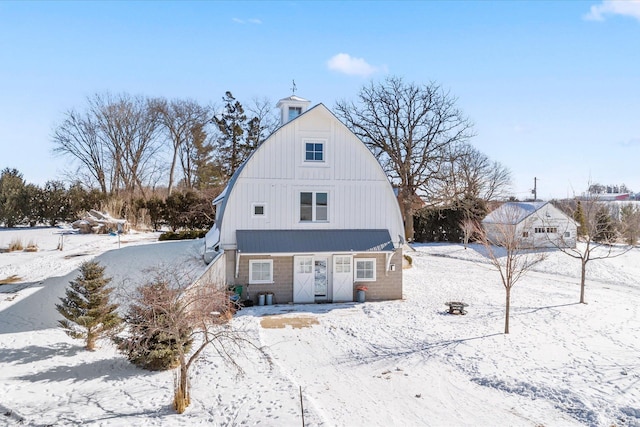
<box><xmin>443</xmin><ymin>144</ymin><xmax>512</xmax><ymax>202</ymax></box>
<box><xmin>92</xmin><ymin>93</ymin><xmax>162</xmax><ymax>199</ymax></box>
<box><xmin>118</xmin><ymin>267</ymin><xmax>265</xmax><ymax>413</ymax></box>
<box><xmin>335</xmin><ymin>76</ymin><xmax>475</xmax><ymax>240</ymax></box>
<box><xmin>53</xmin><ymin>109</ymin><xmax>110</xmax><ymax>194</ymax></box>
<box><xmin>53</xmin><ymin>93</ymin><xmax>164</xmax><ymax>201</ymax></box>
<box><xmin>554</xmin><ymin>196</ymin><xmax>633</xmax><ymax>304</ymax></box>
<box><xmin>460</xmin><ymin>218</ymin><xmax>476</xmax><ymax>249</ymax></box>
<box><xmin>246</xmin><ymin>96</ymin><xmax>279</xmax><ymax>144</ymax></box>
<box><xmin>476</xmin><ymin>204</ymin><xmax>546</xmax><ymax>333</ymax></box>
<box><xmin>156</xmin><ymin>99</ymin><xmax>212</xmax><ymax>195</ymax></box>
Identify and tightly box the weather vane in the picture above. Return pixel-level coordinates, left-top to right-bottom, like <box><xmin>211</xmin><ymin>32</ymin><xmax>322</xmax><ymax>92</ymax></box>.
<box><xmin>291</xmin><ymin>79</ymin><xmax>297</xmax><ymax>95</ymax></box>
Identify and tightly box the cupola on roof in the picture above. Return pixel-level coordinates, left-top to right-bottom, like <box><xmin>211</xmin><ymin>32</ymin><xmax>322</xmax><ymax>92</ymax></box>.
<box><xmin>276</xmin><ymin>95</ymin><xmax>311</xmax><ymax>125</ymax></box>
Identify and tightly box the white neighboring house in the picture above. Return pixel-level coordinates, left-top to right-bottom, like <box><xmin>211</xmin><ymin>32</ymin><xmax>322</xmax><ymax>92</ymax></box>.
<box><xmin>482</xmin><ymin>202</ymin><xmax>577</xmax><ymax>248</ymax></box>
<box><xmin>201</xmin><ymin>95</ymin><xmax>405</xmax><ymax>304</ymax></box>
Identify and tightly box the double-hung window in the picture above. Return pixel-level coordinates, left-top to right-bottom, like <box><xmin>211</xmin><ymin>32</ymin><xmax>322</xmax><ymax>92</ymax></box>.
<box><xmin>300</xmin><ymin>192</ymin><xmax>328</xmax><ymax>222</ymax></box>
<box><xmin>249</xmin><ymin>260</ymin><xmax>273</xmax><ymax>284</ymax></box>
<box><xmin>355</xmin><ymin>259</ymin><xmax>376</xmax><ymax>281</ymax></box>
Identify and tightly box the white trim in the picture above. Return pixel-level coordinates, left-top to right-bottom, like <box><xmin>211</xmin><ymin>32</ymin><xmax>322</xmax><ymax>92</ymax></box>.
<box><xmin>249</xmin><ymin>259</ymin><xmax>273</xmax><ymax>284</ymax></box>
<box><xmin>251</xmin><ymin>202</ymin><xmax>266</xmax><ymax>218</ymax></box>
<box><xmin>355</xmin><ymin>258</ymin><xmax>376</xmax><ymax>282</ymax></box>
<box><xmin>302</xmin><ymin>138</ymin><xmax>328</xmax><ymax>165</ymax></box>
<box><xmin>237</xmin><ymin>251</ymin><xmax>393</xmax><ymax>257</ymax></box>
<box><xmin>299</xmin><ymin>191</ymin><xmax>329</xmax><ymax>222</ymax></box>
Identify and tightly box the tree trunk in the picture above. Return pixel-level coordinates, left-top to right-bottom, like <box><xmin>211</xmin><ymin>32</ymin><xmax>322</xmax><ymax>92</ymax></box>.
<box><xmin>167</xmin><ymin>147</ymin><xmax>178</xmax><ymax>196</ymax></box>
<box><xmin>504</xmin><ymin>287</ymin><xmax>511</xmax><ymax>334</ymax></box>
<box><xmin>580</xmin><ymin>260</ymin><xmax>587</xmax><ymax>304</ymax></box>
<box><xmin>86</xmin><ymin>330</ymin><xmax>96</xmax><ymax>351</ymax></box>
<box><xmin>401</xmin><ymin>194</ymin><xmax>415</xmax><ymax>241</ymax></box>
<box><xmin>174</xmin><ymin>357</ymin><xmax>190</xmax><ymax>413</ymax></box>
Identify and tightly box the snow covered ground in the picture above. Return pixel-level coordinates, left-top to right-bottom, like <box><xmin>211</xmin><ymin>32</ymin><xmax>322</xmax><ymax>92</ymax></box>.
<box><xmin>1</xmin><ymin>227</ymin><xmax>639</xmax><ymax>426</ymax></box>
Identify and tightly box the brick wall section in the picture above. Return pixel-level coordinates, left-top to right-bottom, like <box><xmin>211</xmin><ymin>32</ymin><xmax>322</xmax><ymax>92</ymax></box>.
<box><xmin>228</xmin><ymin>251</ymin><xmax>294</xmax><ymax>304</ymax></box>
<box><xmin>226</xmin><ymin>248</ymin><xmax>403</xmax><ymax>304</ymax></box>
<box><xmin>354</xmin><ymin>248</ymin><xmax>403</xmax><ymax>301</ymax></box>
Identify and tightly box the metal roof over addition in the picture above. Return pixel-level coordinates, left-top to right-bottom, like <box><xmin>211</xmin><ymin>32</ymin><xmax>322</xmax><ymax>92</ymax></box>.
<box><xmin>236</xmin><ymin>229</ymin><xmax>395</xmax><ymax>254</ymax></box>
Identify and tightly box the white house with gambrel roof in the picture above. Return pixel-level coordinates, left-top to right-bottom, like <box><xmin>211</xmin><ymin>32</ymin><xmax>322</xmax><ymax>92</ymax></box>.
<box><xmin>482</xmin><ymin>201</ymin><xmax>577</xmax><ymax>248</ymax></box>
<box><xmin>202</xmin><ymin>96</ymin><xmax>405</xmax><ymax>304</ymax></box>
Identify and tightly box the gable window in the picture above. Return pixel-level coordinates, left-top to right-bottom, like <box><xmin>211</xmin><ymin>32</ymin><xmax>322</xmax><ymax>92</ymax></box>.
<box><xmin>288</xmin><ymin>107</ymin><xmax>302</xmax><ymax>121</ymax></box>
<box><xmin>252</xmin><ymin>203</ymin><xmax>265</xmax><ymax>217</ymax></box>
<box><xmin>305</xmin><ymin>141</ymin><xmax>324</xmax><ymax>162</ymax></box>
<box><xmin>300</xmin><ymin>192</ymin><xmax>328</xmax><ymax>222</ymax></box>
<box><xmin>355</xmin><ymin>259</ymin><xmax>376</xmax><ymax>281</ymax></box>
<box><xmin>249</xmin><ymin>260</ymin><xmax>273</xmax><ymax>284</ymax></box>
<box><xmin>522</xmin><ymin>231</ymin><xmax>529</xmax><ymax>238</ymax></box>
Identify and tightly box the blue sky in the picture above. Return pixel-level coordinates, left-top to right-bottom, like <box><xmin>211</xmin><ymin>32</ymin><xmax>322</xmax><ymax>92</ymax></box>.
<box><xmin>1</xmin><ymin>0</ymin><xmax>639</xmax><ymax>200</ymax></box>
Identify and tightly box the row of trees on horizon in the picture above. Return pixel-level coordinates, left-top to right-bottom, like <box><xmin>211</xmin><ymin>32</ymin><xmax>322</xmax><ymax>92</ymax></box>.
<box><xmin>3</xmin><ymin>76</ymin><xmax>635</xmax><ymax>241</ymax></box>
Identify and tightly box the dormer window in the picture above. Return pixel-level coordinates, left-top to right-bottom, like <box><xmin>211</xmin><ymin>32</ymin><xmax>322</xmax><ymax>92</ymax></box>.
<box><xmin>305</xmin><ymin>141</ymin><xmax>324</xmax><ymax>162</ymax></box>
<box><xmin>288</xmin><ymin>106</ymin><xmax>302</xmax><ymax>121</ymax></box>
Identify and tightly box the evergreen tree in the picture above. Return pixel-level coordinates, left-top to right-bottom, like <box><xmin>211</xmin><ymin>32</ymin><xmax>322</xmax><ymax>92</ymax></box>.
<box><xmin>22</xmin><ymin>183</ymin><xmax>44</xmax><ymax>227</ymax></box>
<box><xmin>214</xmin><ymin>91</ymin><xmax>248</xmax><ymax>179</ymax></box>
<box><xmin>41</xmin><ymin>180</ymin><xmax>70</xmax><ymax>226</ymax></box>
<box><xmin>213</xmin><ymin>91</ymin><xmax>268</xmax><ymax>181</ymax></box>
<box><xmin>620</xmin><ymin>203</ymin><xmax>640</xmax><ymax>245</ymax></box>
<box><xmin>67</xmin><ymin>182</ymin><xmax>105</xmax><ymax>218</ymax></box>
<box><xmin>0</xmin><ymin>168</ymin><xmax>27</xmax><ymax>227</ymax></box>
<box><xmin>56</xmin><ymin>261</ymin><xmax>122</xmax><ymax>350</ymax></box>
<box><xmin>117</xmin><ymin>279</ymin><xmax>193</xmax><ymax>371</ymax></box>
<box><xmin>593</xmin><ymin>206</ymin><xmax>616</xmax><ymax>243</ymax></box>
<box><xmin>191</xmin><ymin>123</ymin><xmax>220</xmax><ymax>190</ymax></box>
<box><xmin>144</xmin><ymin>195</ymin><xmax>166</xmax><ymax>231</ymax></box>
<box><xmin>573</xmin><ymin>200</ymin><xmax>587</xmax><ymax>238</ymax></box>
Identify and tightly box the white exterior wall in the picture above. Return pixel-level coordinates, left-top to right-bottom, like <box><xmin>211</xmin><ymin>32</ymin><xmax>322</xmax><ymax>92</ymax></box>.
<box><xmin>485</xmin><ymin>203</ymin><xmax>577</xmax><ymax>248</ymax></box>
<box><xmin>218</xmin><ymin>105</ymin><xmax>405</xmax><ymax>249</ymax></box>
<box><xmin>522</xmin><ymin>204</ymin><xmax>577</xmax><ymax>248</ymax></box>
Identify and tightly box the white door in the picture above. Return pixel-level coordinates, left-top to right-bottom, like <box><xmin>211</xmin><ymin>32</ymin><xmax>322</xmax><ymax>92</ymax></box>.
<box><xmin>314</xmin><ymin>258</ymin><xmax>328</xmax><ymax>300</ymax></box>
<box><xmin>293</xmin><ymin>256</ymin><xmax>314</xmax><ymax>303</ymax></box>
<box><xmin>332</xmin><ymin>255</ymin><xmax>353</xmax><ymax>302</ymax></box>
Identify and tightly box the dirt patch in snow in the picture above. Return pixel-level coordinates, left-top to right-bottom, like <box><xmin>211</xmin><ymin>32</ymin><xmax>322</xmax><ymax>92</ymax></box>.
<box><xmin>260</xmin><ymin>314</ymin><xmax>320</xmax><ymax>329</ymax></box>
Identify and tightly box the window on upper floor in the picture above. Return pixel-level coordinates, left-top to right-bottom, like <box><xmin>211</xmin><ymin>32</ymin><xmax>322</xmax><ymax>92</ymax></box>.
<box><xmin>300</xmin><ymin>191</ymin><xmax>328</xmax><ymax>222</ymax></box>
<box><xmin>288</xmin><ymin>107</ymin><xmax>302</xmax><ymax>121</ymax></box>
<box><xmin>305</xmin><ymin>141</ymin><xmax>324</xmax><ymax>162</ymax></box>
<box><xmin>252</xmin><ymin>203</ymin><xmax>265</xmax><ymax>217</ymax></box>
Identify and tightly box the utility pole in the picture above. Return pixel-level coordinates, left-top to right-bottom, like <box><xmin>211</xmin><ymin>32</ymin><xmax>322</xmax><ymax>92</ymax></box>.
<box><xmin>531</xmin><ymin>177</ymin><xmax>538</xmax><ymax>201</ymax></box>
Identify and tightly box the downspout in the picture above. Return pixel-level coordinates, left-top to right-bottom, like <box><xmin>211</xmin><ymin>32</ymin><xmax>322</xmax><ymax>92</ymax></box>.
<box><xmin>235</xmin><ymin>251</ymin><xmax>241</xmax><ymax>278</ymax></box>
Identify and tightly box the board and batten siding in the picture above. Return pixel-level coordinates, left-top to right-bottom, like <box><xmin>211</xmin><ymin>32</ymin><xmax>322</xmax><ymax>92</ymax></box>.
<box><xmin>218</xmin><ymin>105</ymin><xmax>404</xmax><ymax>248</ymax></box>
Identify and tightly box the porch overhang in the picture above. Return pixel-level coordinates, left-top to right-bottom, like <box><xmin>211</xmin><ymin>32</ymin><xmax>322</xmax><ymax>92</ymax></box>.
<box><xmin>236</xmin><ymin>229</ymin><xmax>396</xmax><ymax>254</ymax></box>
